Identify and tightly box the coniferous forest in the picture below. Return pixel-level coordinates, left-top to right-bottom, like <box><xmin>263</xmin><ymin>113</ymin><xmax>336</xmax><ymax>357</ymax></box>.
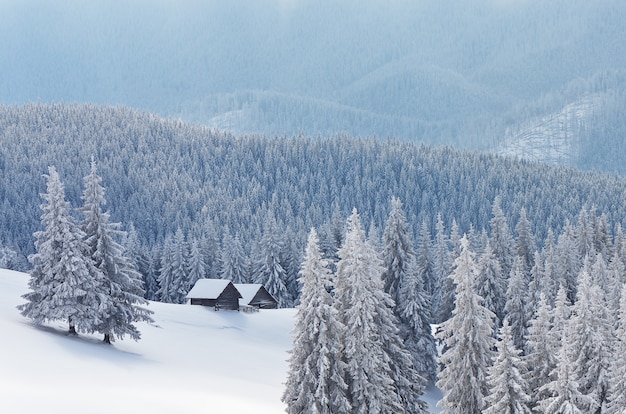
<box><xmin>3</xmin><ymin>103</ymin><xmax>626</xmax><ymax>411</ymax></box>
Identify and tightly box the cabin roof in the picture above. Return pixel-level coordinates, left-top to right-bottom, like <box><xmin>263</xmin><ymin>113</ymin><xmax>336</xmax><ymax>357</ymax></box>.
<box><xmin>233</xmin><ymin>283</ymin><xmax>264</xmax><ymax>305</ymax></box>
<box><xmin>186</xmin><ymin>279</ymin><xmax>239</xmax><ymax>299</ymax></box>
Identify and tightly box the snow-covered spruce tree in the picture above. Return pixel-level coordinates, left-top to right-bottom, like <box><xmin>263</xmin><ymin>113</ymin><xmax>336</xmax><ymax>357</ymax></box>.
<box><xmin>335</xmin><ymin>208</ymin><xmax>426</xmax><ymax>413</ymax></box>
<box><xmin>18</xmin><ymin>166</ymin><xmax>105</xmax><ymax>334</ymax></box>
<box><xmin>251</xmin><ymin>215</ymin><xmax>288</xmax><ymax>307</ymax></box>
<box><xmin>569</xmin><ymin>260</ymin><xmax>613</xmax><ymax>412</ymax></box>
<box><xmin>606</xmin><ymin>284</ymin><xmax>626</xmax><ymax>413</ymax></box>
<box><xmin>80</xmin><ymin>159</ymin><xmax>153</xmax><ymax>343</ymax></box>
<box><xmin>514</xmin><ymin>207</ymin><xmax>536</xmax><ymax>274</ymax></box>
<box><xmin>476</xmin><ymin>240</ymin><xmax>506</xmax><ymax>328</ymax></box>
<box><xmin>169</xmin><ymin>228</ymin><xmax>190</xmax><ymax>304</ymax></box>
<box><xmin>503</xmin><ymin>255</ymin><xmax>531</xmax><ymax>351</ymax></box>
<box><xmin>382</xmin><ymin>197</ymin><xmax>437</xmax><ymax>384</ymax></box>
<box><xmin>483</xmin><ymin>318</ymin><xmax>532</xmax><ymax>414</ymax></box>
<box><xmin>436</xmin><ymin>235</ymin><xmax>495</xmax><ymax>414</ymax></box>
<box><xmin>537</xmin><ymin>325</ymin><xmax>596</xmax><ymax>414</ymax></box>
<box><xmin>282</xmin><ymin>228</ymin><xmax>350</xmax><ymax>414</ymax></box>
<box><xmin>416</xmin><ymin>219</ymin><xmax>435</xmax><ymax>299</ymax></box>
<box><xmin>156</xmin><ymin>234</ymin><xmax>175</xmax><ymax>302</ymax></box>
<box><xmin>187</xmin><ymin>238</ymin><xmax>206</xmax><ymax>290</ymax></box>
<box><xmin>219</xmin><ymin>231</ymin><xmax>249</xmax><ymax>284</ymax></box>
<box><xmin>431</xmin><ymin>212</ymin><xmax>450</xmax><ymax>323</ymax></box>
<box><xmin>489</xmin><ymin>195</ymin><xmax>515</xmax><ymax>280</ymax></box>
<box><xmin>524</xmin><ymin>292</ymin><xmax>556</xmax><ymax>410</ymax></box>
<box><xmin>437</xmin><ymin>219</ymin><xmax>461</xmax><ymax>323</ymax></box>
<box><xmin>606</xmin><ymin>251</ymin><xmax>625</xmax><ymax>314</ymax></box>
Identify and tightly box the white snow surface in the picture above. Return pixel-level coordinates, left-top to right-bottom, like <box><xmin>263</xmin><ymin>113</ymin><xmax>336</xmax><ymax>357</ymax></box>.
<box><xmin>0</xmin><ymin>268</ymin><xmax>442</xmax><ymax>413</ymax></box>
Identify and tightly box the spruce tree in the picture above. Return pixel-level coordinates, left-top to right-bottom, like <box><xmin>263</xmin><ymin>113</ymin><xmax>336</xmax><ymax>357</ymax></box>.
<box><xmin>219</xmin><ymin>231</ymin><xmax>249</xmax><ymax>284</ymax></box>
<box><xmin>282</xmin><ymin>229</ymin><xmax>350</xmax><ymax>414</ymax></box>
<box><xmin>606</xmin><ymin>284</ymin><xmax>626</xmax><ymax>413</ymax></box>
<box><xmin>251</xmin><ymin>215</ymin><xmax>288</xmax><ymax>307</ymax></box>
<box><xmin>504</xmin><ymin>255</ymin><xmax>530</xmax><ymax>351</ymax></box>
<box><xmin>484</xmin><ymin>318</ymin><xmax>532</xmax><ymax>414</ymax></box>
<box><xmin>489</xmin><ymin>195</ymin><xmax>515</xmax><ymax>279</ymax></box>
<box><xmin>335</xmin><ymin>209</ymin><xmax>425</xmax><ymax>413</ymax></box>
<box><xmin>436</xmin><ymin>235</ymin><xmax>495</xmax><ymax>414</ymax></box>
<box><xmin>476</xmin><ymin>240</ymin><xmax>506</xmax><ymax>328</ymax></box>
<box><xmin>19</xmin><ymin>166</ymin><xmax>105</xmax><ymax>335</ymax></box>
<box><xmin>187</xmin><ymin>238</ymin><xmax>206</xmax><ymax>290</ymax></box>
<box><xmin>431</xmin><ymin>212</ymin><xmax>450</xmax><ymax>323</ymax></box>
<box><xmin>80</xmin><ymin>159</ymin><xmax>153</xmax><ymax>343</ymax></box>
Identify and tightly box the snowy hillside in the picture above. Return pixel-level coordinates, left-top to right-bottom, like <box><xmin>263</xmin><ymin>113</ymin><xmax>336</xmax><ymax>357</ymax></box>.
<box><xmin>0</xmin><ymin>269</ymin><xmax>442</xmax><ymax>413</ymax></box>
<box><xmin>0</xmin><ymin>269</ymin><xmax>293</xmax><ymax>413</ymax></box>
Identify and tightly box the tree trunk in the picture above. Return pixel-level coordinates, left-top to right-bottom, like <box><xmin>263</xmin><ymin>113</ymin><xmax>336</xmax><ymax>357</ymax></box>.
<box><xmin>68</xmin><ymin>321</ymin><xmax>77</xmax><ymax>335</ymax></box>
<box><xmin>103</xmin><ymin>333</ymin><xmax>111</xmax><ymax>344</ymax></box>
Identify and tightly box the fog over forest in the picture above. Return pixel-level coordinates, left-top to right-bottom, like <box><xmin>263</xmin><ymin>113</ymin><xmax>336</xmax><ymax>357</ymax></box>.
<box><xmin>1</xmin><ymin>0</ymin><xmax>625</xmax><ymax>173</ymax></box>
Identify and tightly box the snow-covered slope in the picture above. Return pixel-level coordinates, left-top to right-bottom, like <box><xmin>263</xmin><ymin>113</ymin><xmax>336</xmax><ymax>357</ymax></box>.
<box><xmin>0</xmin><ymin>269</ymin><xmax>293</xmax><ymax>413</ymax></box>
<box><xmin>493</xmin><ymin>95</ymin><xmax>600</xmax><ymax>165</ymax></box>
<box><xmin>0</xmin><ymin>269</ymin><xmax>442</xmax><ymax>413</ymax></box>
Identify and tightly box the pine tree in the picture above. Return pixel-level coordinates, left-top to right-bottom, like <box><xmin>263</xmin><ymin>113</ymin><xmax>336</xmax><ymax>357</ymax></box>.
<box><xmin>569</xmin><ymin>261</ymin><xmax>613</xmax><ymax>412</ymax></box>
<box><xmin>537</xmin><ymin>325</ymin><xmax>595</xmax><ymax>414</ymax></box>
<box><xmin>382</xmin><ymin>197</ymin><xmax>437</xmax><ymax>384</ymax></box>
<box><xmin>437</xmin><ymin>219</ymin><xmax>461</xmax><ymax>323</ymax></box>
<box><xmin>282</xmin><ymin>229</ymin><xmax>350</xmax><ymax>414</ymax></box>
<box><xmin>18</xmin><ymin>166</ymin><xmax>106</xmax><ymax>335</ymax></box>
<box><xmin>251</xmin><ymin>215</ymin><xmax>288</xmax><ymax>307</ymax></box>
<box><xmin>335</xmin><ymin>209</ymin><xmax>425</xmax><ymax>413</ymax></box>
<box><xmin>504</xmin><ymin>256</ymin><xmax>530</xmax><ymax>351</ymax></box>
<box><xmin>489</xmin><ymin>195</ymin><xmax>515</xmax><ymax>279</ymax></box>
<box><xmin>219</xmin><ymin>231</ymin><xmax>249</xmax><ymax>284</ymax></box>
<box><xmin>606</xmin><ymin>284</ymin><xmax>626</xmax><ymax>413</ymax></box>
<box><xmin>524</xmin><ymin>292</ymin><xmax>556</xmax><ymax>409</ymax></box>
<box><xmin>80</xmin><ymin>159</ymin><xmax>153</xmax><ymax>343</ymax></box>
<box><xmin>484</xmin><ymin>318</ymin><xmax>532</xmax><ymax>414</ymax></box>
<box><xmin>187</xmin><ymin>238</ymin><xmax>206</xmax><ymax>289</ymax></box>
<box><xmin>515</xmin><ymin>207</ymin><xmax>536</xmax><ymax>274</ymax></box>
<box><xmin>476</xmin><ymin>240</ymin><xmax>506</xmax><ymax>328</ymax></box>
<box><xmin>416</xmin><ymin>219</ymin><xmax>435</xmax><ymax>298</ymax></box>
<box><xmin>431</xmin><ymin>212</ymin><xmax>450</xmax><ymax>323</ymax></box>
<box><xmin>169</xmin><ymin>228</ymin><xmax>190</xmax><ymax>304</ymax></box>
<box><xmin>156</xmin><ymin>235</ymin><xmax>175</xmax><ymax>302</ymax></box>
<box><xmin>436</xmin><ymin>235</ymin><xmax>495</xmax><ymax>414</ymax></box>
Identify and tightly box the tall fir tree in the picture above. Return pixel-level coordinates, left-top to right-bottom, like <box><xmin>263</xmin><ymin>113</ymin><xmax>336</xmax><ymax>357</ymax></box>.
<box><xmin>504</xmin><ymin>255</ymin><xmax>531</xmax><ymax>351</ymax></box>
<box><xmin>431</xmin><ymin>212</ymin><xmax>450</xmax><ymax>322</ymax></box>
<box><xmin>476</xmin><ymin>240</ymin><xmax>506</xmax><ymax>328</ymax></box>
<box><xmin>489</xmin><ymin>195</ymin><xmax>515</xmax><ymax>280</ymax></box>
<box><xmin>483</xmin><ymin>318</ymin><xmax>532</xmax><ymax>414</ymax></box>
<box><xmin>514</xmin><ymin>207</ymin><xmax>536</xmax><ymax>274</ymax></box>
<box><xmin>606</xmin><ymin>284</ymin><xmax>626</xmax><ymax>413</ymax></box>
<box><xmin>80</xmin><ymin>159</ymin><xmax>153</xmax><ymax>343</ymax></box>
<box><xmin>570</xmin><ymin>260</ymin><xmax>613</xmax><ymax>412</ymax></box>
<box><xmin>335</xmin><ymin>209</ymin><xmax>425</xmax><ymax>413</ymax></box>
<box><xmin>251</xmin><ymin>215</ymin><xmax>288</xmax><ymax>307</ymax></box>
<box><xmin>524</xmin><ymin>292</ymin><xmax>556</xmax><ymax>410</ymax></box>
<box><xmin>382</xmin><ymin>197</ymin><xmax>437</xmax><ymax>384</ymax></box>
<box><xmin>18</xmin><ymin>166</ymin><xmax>105</xmax><ymax>334</ymax></box>
<box><xmin>282</xmin><ymin>229</ymin><xmax>350</xmax><ymax>414</ymax></box>
<box><xmin>187</xmin><ymin>238</ymin><xmax>206</xmax><ymax>289</ymax></box>
<box><xmin>436</xmin><ymin>235</ymin><xmax>495</xmax><ymax>414</ymax></box>
<box><xmin>219</xmin><ymin>231</ymin><xmax>249</xmax><ymax>284</ymax></box>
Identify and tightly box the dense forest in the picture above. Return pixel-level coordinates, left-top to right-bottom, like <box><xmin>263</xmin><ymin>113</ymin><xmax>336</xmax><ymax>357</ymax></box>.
<box><xmin>2</xmin><ymin>104</ymin><xmax>626</xmax><ymax>280</ymax></box>
<box><xmin>1</xmin><ymin>0</ymin><xmax>625</xmax><ymax>173</ymax></box>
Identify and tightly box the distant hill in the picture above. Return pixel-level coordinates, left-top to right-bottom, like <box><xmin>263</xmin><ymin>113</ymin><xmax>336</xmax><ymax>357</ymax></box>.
<box><xmin>1</xmin><ymin>0</ymin><xmax>625</xmax><ymax>173</ymax></box>
<box><xmin>2</xmin><ymin>104</ymin><xmax>626</xmax><ymax>260</ymax></box>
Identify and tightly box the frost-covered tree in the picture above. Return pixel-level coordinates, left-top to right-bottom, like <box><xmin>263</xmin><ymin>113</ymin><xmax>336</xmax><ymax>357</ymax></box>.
<box><xmin>504</xmin><ymin>256</ymin><xmax>531</xmax><ymax>351</ymax></box>
<box><xmin>187</xmin><ymin>239</ymin><xmax>206</xmax><ymax>289</ymax></box>
<box><xmin>382</xmin><ymin>197</ymin><xmax>437</xmax><ymax>384</ymax></box>
<box><xmin>251</xmin><ymin>215</ymin><xmax>288</xmax><ymax>307</ymax></box>
<box><xmin>80</xmin><ymin>159</ymin><xmax>153</xmax><ymax>343</ymax></box>
<box><xmin>335</xmin><ymin>209</ymin><xmax>424</xmax><ymax>413</ymax></box>
<box><xmin>476</xmin><ymin>240</ymin><xmax>506</xmax><ymax>328</ymax></box>
<box><xmin>436</xmin><ymin>235</ymin><xmax>495</xmax><ymax>414</ymax></box>
<box><xmin>437</xmin><ymin>219</ymin><xmax>461</xmax><ymax>323</ymax></box>
<box><xmin>569</xmin><ymin>261</ymin><xmax>613</xmax><ymax>412</ymax></box>
<box><xmin>416</xmin><ymin>219</ymin><xmax>435</xmax><ymax>298</ymax></box>
<box><xmin>515</xmin><ymin>207</ymin><xmax>536</xmax><ymax>274</ymax></box>
<box><xmin>282</xmin><ymin>229</ymin><xmax>350</xmax><ymax>414</ymax></box>
<box><xmin>484</xmin><ymin>318</ymin><xmax>532</xmax><ymax>414</ymax></box>
<box><xmin>156</xmin><ymin>235</ymin><xmax>175</xmax><ymax>302</ymax></box>
<box><xmin>168</xmin><ymin>228</ymin><xmax>190</xmax><ymax>304</ymax></box>
<box><xmin>490</xmin><ymin>196</ymin><xmax>515</xmax><ymax>279</ymax></box>
<box><xmin>606</xmin><ymin>284</ymin><xmax>626</xmax><ymax>413</ymax></box>
<box><xmin>18</xmin><ymin>166</ymin><xmax>105</xmax><ymax>334</ymax></box>
<box><xmin>537</xmin><ymin>325</ymin><xmax>595</xmax><ymax>414</ymax></box>
<box><xmin>219</xmin><ymin>231</ymin><xmax>249</xmax><ymax>284</ymax></box>
<box><xmin>524</xmin><ymin>292</ymin><xmax>556</xmax><ymax>409</ymax></box>
<box><xmin>431</xmin><ymin>212</ymin><xmax>450</xmax><ymax>322</ymax></box>
<box><xmin>381</xmin><ymin>197</ymin><xmax>412</xmax><ymax>306</ymax></box>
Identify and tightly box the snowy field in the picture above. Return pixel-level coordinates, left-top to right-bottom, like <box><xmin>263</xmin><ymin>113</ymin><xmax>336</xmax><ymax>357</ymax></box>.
<box><xmin>0</xmin><ymin>268</ymin><xmax>441</xmax><ymax>413</ymax></box>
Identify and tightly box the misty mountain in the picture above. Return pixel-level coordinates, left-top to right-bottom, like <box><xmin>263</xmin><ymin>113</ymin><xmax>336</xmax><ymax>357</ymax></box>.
<box><xmin>1</xmin><ymin>0</ymin><xmax>625</xmax><ymax>172</ymax></box>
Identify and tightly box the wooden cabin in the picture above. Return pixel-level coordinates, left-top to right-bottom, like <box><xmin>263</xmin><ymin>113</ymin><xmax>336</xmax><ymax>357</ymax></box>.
<box><xmin>234</xmin><ymin>283</ymin><xmax>278</xmax><ymax>309</ymax></box>
<box><xmin>186</xmin><ymin>279</ymin><xmax>242</xmax><ymax>310</ymax></box>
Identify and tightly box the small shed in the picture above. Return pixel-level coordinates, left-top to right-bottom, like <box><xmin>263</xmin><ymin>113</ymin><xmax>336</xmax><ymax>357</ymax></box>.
<box><xmin>234</xmin><ymin>284</ymin><xmax>278</xmax><ymax>309</ymax></box>
<box><xmin>186</xmin><ymin>279</ymin><xmax>242</xmax><ymax>310</ymax></box>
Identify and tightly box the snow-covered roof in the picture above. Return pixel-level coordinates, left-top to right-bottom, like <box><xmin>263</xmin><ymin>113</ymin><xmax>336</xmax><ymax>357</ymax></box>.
<box><xmin>186</xmin><ymin>279</ymin><xmax>232</xmax><ymax>299</ymax></box>
<box><xmin>233</xmin><ymin>283</ymin><xmax>264</xmax><ymax>305</ymax></box>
